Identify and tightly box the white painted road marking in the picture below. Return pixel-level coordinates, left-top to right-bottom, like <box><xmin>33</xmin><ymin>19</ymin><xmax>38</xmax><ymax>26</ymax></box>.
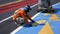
<box><xmin>10</xmin><ymin>2</ymin><xmax>60</xmax><ymax>34</ymax></box>
<box><xmin>0</xmin><ymin>2</ymin><xmax>60</xmax><ymax>34</ymax></box>
<box><xmin>10</xmin><ymin>3</ymin><xmax>40</xmax><ymax>34</ymax></box>
<box><xmin>0</xmin><ymin>3</ymin><xmax>38</xmax><ymax>23</ymax></box>
<box><xmin>10</xmin><ymin>11</ymin><xmax>40</xmax><ymax>34</ymax></box>
<box><xmin>0</xmin><ymin>2</ymin><xmax>60</xmax><ymax>23</ymax></box>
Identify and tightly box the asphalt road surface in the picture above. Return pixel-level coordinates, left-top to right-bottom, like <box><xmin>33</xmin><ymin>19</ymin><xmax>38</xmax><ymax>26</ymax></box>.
<box><xmin>0</xmin><ymin>0</ymin><xmax>60</xmax><ymax>34</ymax></box>
<box><xmin>0</xmin><ymin>0</ymin><xmax>18</xmax><ymax>5</ymax></box>
<box><xmin>0</xmin><ymin>5</ymin><xmax>38</xmax><ymax>34</ymax></box>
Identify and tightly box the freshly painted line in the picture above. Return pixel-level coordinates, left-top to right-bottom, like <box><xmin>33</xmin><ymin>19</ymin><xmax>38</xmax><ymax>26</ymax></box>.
<box><xmin>0</xmin><ymin>15</ymin><xmax>12</xmax><ymax>23</ymax></box>
<box><xmin>0</xmin><ymin>3</ymin><xmax>38</xmax><ymax>23</ymax></box>
<box><xmin>10</xmin><ymin>26</ymin><xmax>23</xmax><ymax>34</ymax></box>
<box><xmin>10</xmin><ymin>11</ymin><xmax>40</xmax><ymax>34</ymax></box>
<box><xmin>10</xmin><ymin>2</ymin><xmax>60</xmax><ymax>34</ymax></box>
<box><xmin>0</xmin><ymin>2</ymin><xmax>60</xmax><ymax>23</ymax></box>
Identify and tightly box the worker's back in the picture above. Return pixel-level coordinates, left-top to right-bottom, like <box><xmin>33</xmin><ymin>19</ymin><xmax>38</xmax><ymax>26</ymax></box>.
<box><xmin>12</xmin><ymin>8</ymin><xmax>26</xmax><ymax>21</ymax></box>
<box><xmin>14</xmin><ymin>9</ymin><xmax>26</xmax><ymax>18</ymax></box>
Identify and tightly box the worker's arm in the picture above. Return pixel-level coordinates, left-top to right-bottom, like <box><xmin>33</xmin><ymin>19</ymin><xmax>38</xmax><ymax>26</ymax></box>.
<box><xmin>12</xmin><ymin>14</ymin><xmax>20</xmax><ymax>24</ymax></box>
<box><xmin>12</xmin><ymin>9</ymin><xmax>20</xmax><ymax>21</ymax></box>
<box><xmin>12</xmin><ymin>14</ymin><xmax>17</xmax><ymax>21</ymax></box>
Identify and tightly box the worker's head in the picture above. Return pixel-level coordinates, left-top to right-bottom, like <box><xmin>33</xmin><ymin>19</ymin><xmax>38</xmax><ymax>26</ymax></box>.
<box><xmin>24</xmin><ymin>5</ymin><xmax>32</xmax><ymax>11</ymax></box>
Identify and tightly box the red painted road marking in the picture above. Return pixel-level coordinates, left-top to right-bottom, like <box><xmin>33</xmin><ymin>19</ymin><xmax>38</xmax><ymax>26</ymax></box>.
<box><xmin>0</xmin><ymin>0</ymin><xmax>37</xmax><ymax>14</ymax></box>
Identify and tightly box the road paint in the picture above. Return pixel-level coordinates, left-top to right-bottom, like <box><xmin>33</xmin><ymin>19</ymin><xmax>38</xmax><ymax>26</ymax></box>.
<box><xmin>0</xmin><ymin>3</ymin><xmax>38</xmax><ymax>23</ymax></box>
<box><xmin>38</xmin><ymin>22</ymin><xmax>54</xmax><ymax>34</ymax></box>
<box><xmin>49</xmin><ymin>14</ymin><xmax>60</xmax><ymax>20</ymax></box>
<box><xmin>10</xmin><ymin>10</ymin><xmax>40</xmax><ymax>34</ymax></box>
<box><xmin>42</xmin><ymin>13</ymin><xmax>50</xmax><ymax>16</ymax></box>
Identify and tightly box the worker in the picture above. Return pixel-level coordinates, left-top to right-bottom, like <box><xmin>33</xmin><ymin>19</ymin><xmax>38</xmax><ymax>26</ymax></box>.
<box><xmin>12</xmin><ymin>5</ymin><xmax>35</xmax><ymax>26</ymax></box>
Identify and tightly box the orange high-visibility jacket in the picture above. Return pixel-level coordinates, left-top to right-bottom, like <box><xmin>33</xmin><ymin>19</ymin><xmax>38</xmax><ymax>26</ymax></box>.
<box><xmin>12</xmin><ymin>9</ymin><xmax>26</xmax><ymax>21</ymax></box>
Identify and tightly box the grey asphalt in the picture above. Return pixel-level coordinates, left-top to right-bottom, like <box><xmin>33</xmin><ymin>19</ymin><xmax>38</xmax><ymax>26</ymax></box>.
<box><xmin>0</xmin><ymin>0</ymin><xmax>60</xmax><ymax>21</ymax></box>
<box><xmin>0</xmin><ymin>0</ymin><xmax>17</xmax><ymax>5</ymax></box>
<box><xmin>0</xmin><ymin>5</ymin><xmax>38</xmax><ymax>34</ymax></box>
<box><xmin>0</xmin><ymin>0</ymin><xmax>60</xmax><ymax>34</ymax></box>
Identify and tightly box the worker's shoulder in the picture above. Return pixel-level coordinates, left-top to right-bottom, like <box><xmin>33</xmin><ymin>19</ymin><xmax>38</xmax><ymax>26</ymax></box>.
<box><xmin>14</xmin><ymin>8</ymin><xmax>25</xmax><ymax>14</ymax></box>
<box><xmin>16</xmin><ymin>8</ymin><xmax>24</xmax><ymax>11</ymax></box>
